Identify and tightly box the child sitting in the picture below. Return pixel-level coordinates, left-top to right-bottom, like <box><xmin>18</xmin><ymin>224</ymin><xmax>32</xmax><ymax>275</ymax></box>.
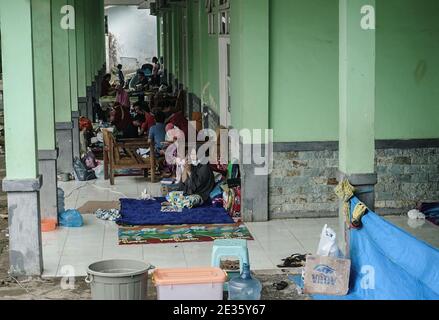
<box><xmin>148</xmin><ymin>111</ymin><xmax>166</xmax><ymax>157</ymax></box>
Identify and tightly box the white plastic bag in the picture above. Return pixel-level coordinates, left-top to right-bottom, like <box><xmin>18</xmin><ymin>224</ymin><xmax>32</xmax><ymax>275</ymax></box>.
<box><xmin>407</xmin><ymin>209</ymin><xmax>425</xmax><ymax>220</ymax></box>
<box><xmin>317</xmin><ymin>224</ymin><xmax>342</xmax><ymax>258</ymax></box>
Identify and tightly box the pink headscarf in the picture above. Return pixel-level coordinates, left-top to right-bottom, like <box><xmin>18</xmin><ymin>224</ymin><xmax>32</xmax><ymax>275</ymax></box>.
<box><xmin>165</xmin><ymin>123</ymin><xmax>175</xmax><ymax>132</ymax></box>
<box><xmin>116</xmin><ymin>88</ymin><xmax>130</xmax><ymax>108</ymax></box>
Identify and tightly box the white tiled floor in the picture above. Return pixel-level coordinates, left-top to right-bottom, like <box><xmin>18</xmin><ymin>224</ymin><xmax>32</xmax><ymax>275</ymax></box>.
<box><xmin>42</xmin><ymin>177</ymin><xmax>439</xmax><ymax>278</ymax></box>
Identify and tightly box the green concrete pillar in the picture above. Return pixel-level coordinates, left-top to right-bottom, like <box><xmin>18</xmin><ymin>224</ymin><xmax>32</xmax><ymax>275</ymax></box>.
<box><xmin>32</xmin><ymin>0</ymin><xmax>59</xmax><ymax>222</ymax></box>
<box><xmin>339</xmin><ymin>0</ymin><xmax>376</xmax><ymax>176</ymax></box>
<box><xmin>101</xmin><ymin>0</ymin><xmax>106</xmax><ymax>69</ymax></box>
<box><xmin>89</xmin><ymin>0</ymin><xmax>97</xmax><ymax>110</ymax></box>
<box><xmin>68</xmin><ymin>0</ymin><xmax>78</xmax><ymax>114</ymax></box>
<box><xmin>68</xmin><ymin>0</ymin><xmax>81</xmax><ymax>159</ymax></box>
<box><xmin>198</xmin><ymin>0</ymin><xmax>208</xmax><ymax>103</ymax></box>
<box><xmin>169</xmin><ymin>7</ymin><xmax>182</xmax><ymax>90</ymax></box>
<box><xmin>164</xmin><ymin>12</ymin><xmax>172</xmax><ymax>85</ymax></box>
<box><xmin>171</xmin><ymin>9</ymin><xmax>178</xmax><ymax>86</ymax></box>
<box><xmin>157</xmin><ymin>16</ymin><xmax>162</xmax><ymax>59</ymax></box>
<box><xmin>0</xmin><ymin>0</ymin><xmax>43</xmax><ymax>276</ymax></box>
<box><xmin>230</xmin><ymin>0</ymin><xmax>270</xmax><ymax>222</ymax></box>
<box><xmin>186</xmin><ymin>0</ymin><xmax>198</xmax><ymax>116</ymax></box>
<box><xmin>97</xmin><ymin>0</ymin><xmax>105</xmax><ymax>96</ymax></box>
<box><xmin>76</xmin><ymin>0</ymin><xmax>88</xmax><ymax>117</ymax></box>
<box><xmin>100</xmin><ymin>0</ymin><xmax>106</xmax><ymax>70</ymax></box>
<box><xmin>338</xmin><ymin>0</ymin><xmax>377</xmax><ymax>255</ymax></box>
<box><xmin>84</xmin><ymin>0</ymin><xmax>94</xmax><ymax>120</ymax></box>
<box><xmin>52</xmin><ymin>0</ymin><xmax>74</xmax><ymax>174</ymax></box>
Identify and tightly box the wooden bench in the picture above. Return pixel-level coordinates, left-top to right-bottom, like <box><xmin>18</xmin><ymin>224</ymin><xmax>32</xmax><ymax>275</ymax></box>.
<box><xmin>102</xmin><ymin>129</ymin><xmax>157</xmax><ymax>185</ymax></box>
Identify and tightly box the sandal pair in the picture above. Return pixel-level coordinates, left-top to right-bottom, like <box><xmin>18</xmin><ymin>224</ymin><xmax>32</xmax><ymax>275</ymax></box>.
<box><xmin>277</xmin><ymin>253</ymin><xmax>308</xmax><ymax>268</ymax></box>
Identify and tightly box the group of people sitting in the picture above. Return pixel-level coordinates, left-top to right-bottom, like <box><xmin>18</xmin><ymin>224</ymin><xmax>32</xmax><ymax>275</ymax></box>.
<box><xmin>101</xmin><ymin>56</ymin><xmax>163</xmax><ymax>102</ymax></box>
<box><xmin>108</xmin><ymin>100</ymin><xmax>215</xmax><ymax>208</ymax></box>
<box><xmin>97</xmin><ymin>59</ymin><xmax>219</xmax><ymax>209</ymax></box>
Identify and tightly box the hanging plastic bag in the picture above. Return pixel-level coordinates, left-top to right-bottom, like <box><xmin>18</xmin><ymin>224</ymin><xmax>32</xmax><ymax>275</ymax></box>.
<box><xmin>59</xmin><ymin>210</ymin><xmax>84</xmax><ymax>228</ymax></box>
<box><xmin>317</xmin><ymin>224</ymin><xmax>342</xmax><ymax>258</ymax></box>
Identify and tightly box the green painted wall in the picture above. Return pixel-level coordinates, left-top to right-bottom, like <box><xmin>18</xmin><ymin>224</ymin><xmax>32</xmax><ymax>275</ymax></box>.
<box><xmin>375</xmin><ymin>0</ymin><xmax>439</xmax><ymax>140</ymax></box>
<box><xmin>52</xmin><ymin>0</ymin><xmax>72</xmax><ymax>123</ymax></box>
<box><xmin>157</xmin><ymin>0</ymin><xmax>439</xmax><ymax>143</ymax></box>
<box><xmin>230</xmin><ymin>0</ymin><xmax>269</xmax><ymax>133</ymax></box>
<box><xmin>161</xmin><ymin>1</ymin><xmax>220</xmax><ymax>114</ymax></box>
<box><xmin>32</xmin><ymin>0</ymin><xmax>56</xmax><ymax>151</ymax></box>
<box><xmin>269</xmin><ymin>0</ymin><xmax>339</xmax><ymax>142</ymax></box>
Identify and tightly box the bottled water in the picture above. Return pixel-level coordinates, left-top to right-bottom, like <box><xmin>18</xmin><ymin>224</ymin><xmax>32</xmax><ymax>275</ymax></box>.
<box><xmin>228</xmin><ymin>264</ymin><xmax>262</xmax><ymax>300</ymax></box>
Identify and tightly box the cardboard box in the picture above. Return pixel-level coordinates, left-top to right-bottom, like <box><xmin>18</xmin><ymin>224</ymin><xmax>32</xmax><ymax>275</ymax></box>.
<box><xmin>304</xmin><ymin>255</ymin><xmax>351</xmax><ymax>296</ymax></box>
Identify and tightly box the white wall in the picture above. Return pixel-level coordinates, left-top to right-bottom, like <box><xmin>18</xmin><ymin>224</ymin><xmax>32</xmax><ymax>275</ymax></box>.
<box><xmin>105</xmin><ymin>6</ymin><xmax>157</xmax><ymax>72</ymax></box>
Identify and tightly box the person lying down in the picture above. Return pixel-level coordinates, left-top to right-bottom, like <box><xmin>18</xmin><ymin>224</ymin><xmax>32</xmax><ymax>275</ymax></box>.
<box><xmin>161</xmin><ymin>151</ymin><xmax>215</xmax><ymax>212</ymax></box>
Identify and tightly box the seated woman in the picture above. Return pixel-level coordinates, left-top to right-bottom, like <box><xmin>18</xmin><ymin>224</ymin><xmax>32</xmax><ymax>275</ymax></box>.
<box><xmin>167</xmin><ymin>110</ymin><xmax>189</xmax><ymax>139</ymax></box>
<box><xmin>180</xmin><ymin>149</ymin><xmax>216</xmax><ymax>204</ymax></box>
<box><xmin>101</xmin><ymin>74</ymin><xmax>116</xmax><ymax>97</ymax></box>
<box><xmin>132</xmin><ymin>102</ymin><xmax>156</xmax><ymax>137</ymax></box>
<box><xmin>110</xmin><ymin>102</ymin><xmax>138</xmax><ymax>139</ymax></box>
<box><xmin>162</xmin><ymin>151</ymin><xmax>215</xmax><ymax>211</ymax></box>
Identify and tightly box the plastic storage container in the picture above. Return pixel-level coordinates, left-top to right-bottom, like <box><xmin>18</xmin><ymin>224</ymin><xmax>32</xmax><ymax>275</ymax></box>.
<box><xmin>86</xmin><ymin>259</ymin><xmax>154</xmax><ymax>300</ymax></box>
<box><xmin>153</xmin><ymin>267</ymin><xmax>227</xmax><ymax>300</ymax></box>
<box><xmin>228</xmin><ymin>264</ymin><xmax>262</xmax><ymax>300</ymax></box>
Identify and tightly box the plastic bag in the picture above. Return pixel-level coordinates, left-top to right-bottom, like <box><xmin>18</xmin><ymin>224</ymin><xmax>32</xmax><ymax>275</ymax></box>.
<box><xmin>59</xmin><ymin>210</ymin><xmax>83</xmax><ymax>228</ymax></box>
<box><xmin>317</xmin><ymin>224</ymin><xmax>342</xmax><ymax>258</ymax></box>
<box><xmin>73</xmin><ymin>157</ymin><xmax>96</xmax><ymax>181</ymax></box>
<box><xmin>92</xmin><ymin>163</ymin><xmax>104</xmax><ymax>179</ymax></box>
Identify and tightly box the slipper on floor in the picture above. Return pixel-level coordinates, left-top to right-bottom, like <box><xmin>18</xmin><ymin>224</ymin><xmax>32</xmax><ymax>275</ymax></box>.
<box><xmin>273</xmin><ymin>281</ymin><xmax>289</xmax><ymax>291</ymax></box>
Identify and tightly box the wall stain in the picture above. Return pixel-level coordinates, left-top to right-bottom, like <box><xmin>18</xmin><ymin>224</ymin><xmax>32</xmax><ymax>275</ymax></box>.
<box><xmin>415</xmin><ymin>60</ymin><xmax>427</xmax><ymax>84</ymax></box>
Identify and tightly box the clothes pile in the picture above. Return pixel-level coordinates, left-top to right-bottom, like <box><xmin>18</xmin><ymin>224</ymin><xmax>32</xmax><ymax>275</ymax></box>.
<box><xmin>209</xmin><ymin>162</ymin><xmax>242</xmax><ymax>220</ymax></box>
<box><xmin>95</xmin><ymin>208</ymin><xmax>121</xmax><ymax>221</ymax></box>
<box><xmin>160</xmin><ymin>191</ymin><xmax>203</xmax><ymax>213</ymax></box>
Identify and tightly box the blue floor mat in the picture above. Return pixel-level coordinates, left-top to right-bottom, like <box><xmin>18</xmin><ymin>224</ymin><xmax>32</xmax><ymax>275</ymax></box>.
<box><xmin>116</xmin><ymin>198</ymin><xmax>235</xmax><ymax>226</ymax></box>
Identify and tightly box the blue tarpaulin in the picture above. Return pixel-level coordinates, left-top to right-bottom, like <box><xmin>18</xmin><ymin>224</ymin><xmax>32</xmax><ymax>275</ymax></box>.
<box><xmin>314</xmin><ymin>197</ymin><xmax>439</xmax><ymax>300</ymax></box>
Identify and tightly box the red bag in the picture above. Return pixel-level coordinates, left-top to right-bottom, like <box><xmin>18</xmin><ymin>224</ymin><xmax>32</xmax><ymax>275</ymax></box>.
<box><xmin>79</xmin><ymin>117</ymin><xmax>93</xmax><ymax>131</ymax></box>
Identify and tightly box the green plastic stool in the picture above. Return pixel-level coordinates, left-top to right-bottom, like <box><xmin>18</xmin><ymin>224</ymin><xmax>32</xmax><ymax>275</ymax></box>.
<box><xmin>211</xmin><ymin>239</ymin><xmax>250</xmax><ymax>273</ymax></box>
<box><xmin>211</xmin><ymin>239</ymin><xmax>250</xmax><ymax>292</ymax></box>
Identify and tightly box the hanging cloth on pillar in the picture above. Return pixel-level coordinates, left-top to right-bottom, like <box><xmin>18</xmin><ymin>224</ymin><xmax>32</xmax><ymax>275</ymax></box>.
<box><xmin>335</xmin><ymin>179</ymin><xmax>369</xmax><ymax>229</ymax></box>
